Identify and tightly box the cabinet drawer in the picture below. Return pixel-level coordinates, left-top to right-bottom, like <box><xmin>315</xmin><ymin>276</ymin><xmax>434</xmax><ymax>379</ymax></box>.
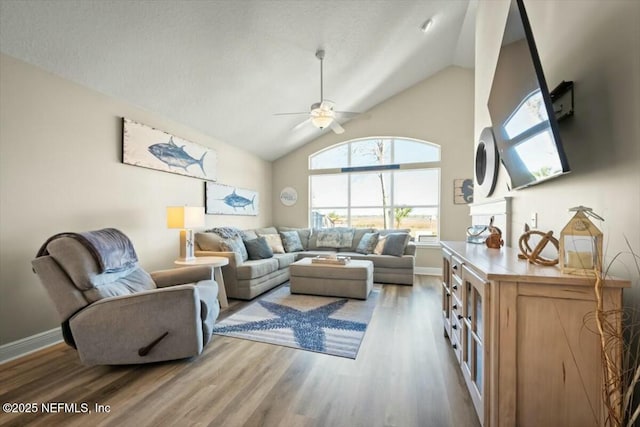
<box><xmin>451</xmin><ymin>256</ymin><xmax>463</xmax><ymax>279</ymax></box>
<box><xmin>451</xmin><ymin>331</ymin><xmax>462</xmax><ymax>363</ymax></box>
<box><xmin>451</xmin><ymin>310</ymin><xmax>462</xmax><ymax>345</ymax></box>
<box><xmin>451</xmin><ymin>294</ymin><xmax>463</xmax><ymax>331</ymax></box>
<box><xmin>452</xmin><ymin>275</ymin><xmax>463</xmax><ymax>306</ymax></box>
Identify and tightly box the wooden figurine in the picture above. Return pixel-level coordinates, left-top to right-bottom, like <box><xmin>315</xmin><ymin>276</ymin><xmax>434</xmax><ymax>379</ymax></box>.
<box><xmin>485</xmin><ymin>216</ymin><xmax>504</xmax><ymax>249</ymax></box>
<box><xmin>518</xmin><ymin>223</ymin><xmax>559</xmax><ymax>266</ymax></box>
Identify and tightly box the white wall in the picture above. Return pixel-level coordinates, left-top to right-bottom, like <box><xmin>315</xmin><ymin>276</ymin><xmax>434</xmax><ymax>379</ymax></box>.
<box><xmin>475</xmin><ymin>1</ymin><xmax>639</xmax><ymax>306</ymax></box>
<box><xmin>0</xmin><ymin>54</ymin><xmax>273</xmax><ymax>344</ymax></box>
<box><xmin>272</xmin><ymin>66</ymin><xmax>475</xmax><ymax>268</ymax></box>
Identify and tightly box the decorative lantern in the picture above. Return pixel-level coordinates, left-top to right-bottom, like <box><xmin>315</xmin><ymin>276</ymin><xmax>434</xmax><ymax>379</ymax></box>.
<box><xmin>559</xmin><ymin>206</ymin><xmax>604</xmax><ymax>276</ymax></box>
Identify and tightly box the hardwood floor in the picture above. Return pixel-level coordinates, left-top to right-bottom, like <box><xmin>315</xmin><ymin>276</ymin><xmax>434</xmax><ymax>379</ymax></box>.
<box><xmin>0</xmin><ymin>276</ymin><xmax>480</xmax><ymax>427</ymax></box>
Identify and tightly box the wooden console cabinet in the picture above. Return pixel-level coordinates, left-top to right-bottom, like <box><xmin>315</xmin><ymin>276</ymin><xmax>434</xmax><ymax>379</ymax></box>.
<box><xmin>441</xmin><ymin>241</ymin><xmax>628</xmax><ymax>427</ymax></box>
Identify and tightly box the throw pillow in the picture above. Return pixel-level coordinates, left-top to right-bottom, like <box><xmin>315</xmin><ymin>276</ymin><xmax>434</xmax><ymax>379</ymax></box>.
<box><xmin>278</xmin><ymin>226</ymin><xmax>311</xmax><ymax>249</ymax></box>
<box><xmin>356</xmin><ymin>232</ymin><xmax>379</xmax><ymax>255</ymax></box>
<box><xmin>220</xmin><ymin>236</ymin><xmax>249</xmax><ymax>262</ymax></box>
<box><xmin>381</xmin><ymin>233</ymin><xmax>411</xmax><ymax>257</ymax></box>
<box><xmin>244</xmin><ymin>237</ymin><xmax>274</xmax><ymax>260</ymax></box>
<box><xmin>280</xmin><ymin>231</ymin><xmax>304</xmax><ymax>253</ymax></box>
<box><xmin>373</xmin><ymin>235</ymin><xmax>387</xmax><ymax>255</ymax></box>
<box><xmin>316</xmin><ymin>228</ymin><xmax>355</xmax><ymax>248</ymax></box>
<box><xmin>194</xmin><ymin>232</ymin><xmax>224</xmax><ymax>251</ymax></box>
<box><xmin>260</xmin><ymin>233</ymin><xmax>285</xmax><ymax>254</ymax></box>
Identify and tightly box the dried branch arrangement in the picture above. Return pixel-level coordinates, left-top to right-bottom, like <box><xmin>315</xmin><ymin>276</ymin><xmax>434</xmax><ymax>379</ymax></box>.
<box><xmin>586</xmin><ymin>238</ymin><xmax>639</xmax><ymax>427</ymax></box>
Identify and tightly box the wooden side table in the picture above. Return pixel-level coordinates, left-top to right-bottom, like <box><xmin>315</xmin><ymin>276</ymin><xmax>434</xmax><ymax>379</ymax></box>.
<box><xmin>174</xmin><ymin>256</ymin><xmax>229</xmax><ymax>309</ymax></box>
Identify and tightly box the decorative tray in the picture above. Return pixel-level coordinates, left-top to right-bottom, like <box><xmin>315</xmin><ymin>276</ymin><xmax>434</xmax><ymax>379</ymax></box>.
<box><xmin>311</xmin><ymin>256</ymin><xmax>351</xmax><ymax>265</ymax></box>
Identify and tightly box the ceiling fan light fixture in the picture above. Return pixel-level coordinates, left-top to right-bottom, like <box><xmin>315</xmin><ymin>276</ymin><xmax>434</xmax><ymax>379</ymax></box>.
<box><xmin>310</xmin><ymin>113</ymin><xmax>334</xmax><ymax>129</ymax></box>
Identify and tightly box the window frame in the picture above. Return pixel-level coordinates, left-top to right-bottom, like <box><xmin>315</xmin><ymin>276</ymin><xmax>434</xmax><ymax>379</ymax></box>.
<box><xmin>308</xmin><ymin>137</ymin><xmax>441</xmax><ymax>245</ymax></box>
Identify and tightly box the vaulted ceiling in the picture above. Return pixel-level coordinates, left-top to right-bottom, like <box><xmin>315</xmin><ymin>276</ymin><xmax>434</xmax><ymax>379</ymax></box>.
<box><xmin>0</xmin><ymin>0</ymin><xmax>476</xmax><ymax>161</ymax></box>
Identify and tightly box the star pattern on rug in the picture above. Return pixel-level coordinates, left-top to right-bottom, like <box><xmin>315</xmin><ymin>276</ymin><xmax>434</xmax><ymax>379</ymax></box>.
<box><xmin>212</xmin><ymin>299</ymin><xmax>367</xmax><ymax>352</ymax></box>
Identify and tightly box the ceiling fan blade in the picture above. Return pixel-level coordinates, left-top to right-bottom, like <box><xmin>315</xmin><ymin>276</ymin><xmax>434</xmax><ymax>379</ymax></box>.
<box><xmin>274</xmin><ymin>112</ymin><xmax>309</xmax><ymax>116</ymax></box>
<box><xmin>292</xmin><ymin>118</ymin><xmax>311</xmax><ymax>131</ymax></box>
<box><xmin>334</xmin><ymin>111</ymin><xmax>361</xmax><ymax>118</ymax></box>
<box><xmin>329</xmin><ymin>120</ymin><xmax>344</xmax><ymax>134</ymax></box>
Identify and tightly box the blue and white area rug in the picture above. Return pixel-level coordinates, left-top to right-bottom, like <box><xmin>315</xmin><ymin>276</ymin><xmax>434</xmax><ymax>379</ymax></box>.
<box><xmin>212</xmin><ymin>285</ymin><xmax>379</xmax><ymax>359</ymax></box>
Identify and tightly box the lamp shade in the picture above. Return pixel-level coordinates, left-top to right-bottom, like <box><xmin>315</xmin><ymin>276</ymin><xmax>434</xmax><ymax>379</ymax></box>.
<box><xmin>167</xmin><ymin>206</ymin><xmax>205</xmax><ymax>229</ymax></box>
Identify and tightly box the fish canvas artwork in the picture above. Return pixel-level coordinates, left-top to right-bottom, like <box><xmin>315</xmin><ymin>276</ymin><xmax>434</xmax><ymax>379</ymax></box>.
<box><xmin>206</xmin><ymin>182</ymin><xmax>259</xmax><ymax>216</ymax></box>
<box><xmin>122</xmin><ymin>118</ymin><xmax>217</xmax><ymax>180</ymax></box>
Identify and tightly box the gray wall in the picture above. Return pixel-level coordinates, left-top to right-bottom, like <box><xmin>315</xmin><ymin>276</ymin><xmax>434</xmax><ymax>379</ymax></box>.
<box><xmin>0</xmin><ymin>54</ymin><xmax>273</xmax><ymax>344</ymax></box>
<box><xmin>475</xmin><ymin>1</ymin><xmax>639</xmax><ymax>303</ymax></box>
<box><xmin>272</xmin><ymin>66</ymin><xmax>475</xmax><ymax>269</ymax></box>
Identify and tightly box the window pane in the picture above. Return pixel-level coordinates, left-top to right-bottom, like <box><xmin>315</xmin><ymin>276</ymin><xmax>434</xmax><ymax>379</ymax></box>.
<box><xmin>403</xmin><ymin>207</ymin><xmax>438</xmax><ymax>239</ymax></box>
<box><xmin>394</xmin><ymin>139</ymin><xmax>440</xmax><ymax>163</ymax></box>
<box><xmin>350</xmin><ymin>139</ymin><xmax>391</xmax><ymax>167</ymax></box>
<box><xmin>310</xmin><ymin>174</ymin><xmax>347</xmax><ymax>207</ymax></box>
<box><xmin>394</xmin><ymin>169</ymin><xmax>439</xmax><ymax>206</ymax></box>
<box><xmin>351</xmin><ymin>208</ymin><xmax>392</xmax><ymax>230</ymax></box>
<box><xmin>350</xmin><ymin>172</ymin><xmax>391</xmax><ymax>207</ymax></box>
<box><xmin>311</xmin><ymin>209</ymin><xmax>348</xmax><ymax>228</ymax></box>
<box><xmin>309</xmin><ymin>143</ymin><xmax>349</xmax><ymax>170</ymax></box>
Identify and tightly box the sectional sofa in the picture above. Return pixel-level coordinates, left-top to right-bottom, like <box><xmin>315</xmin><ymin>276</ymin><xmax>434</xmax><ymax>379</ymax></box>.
<box><xmin>194</xmin><ymin>226</ymin><xmax>416</xmax><ymax>300</ymax></box>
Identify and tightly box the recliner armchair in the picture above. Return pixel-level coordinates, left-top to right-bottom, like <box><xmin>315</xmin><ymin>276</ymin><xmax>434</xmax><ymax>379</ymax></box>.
<box><xmin>32</xmin><ymin>230</ymin><xmax>220</xmax><ymax>366</ymax></box>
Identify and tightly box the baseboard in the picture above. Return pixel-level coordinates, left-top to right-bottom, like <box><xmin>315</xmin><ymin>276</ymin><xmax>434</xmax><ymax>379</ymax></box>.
<box><xmin>415</xmin><ymin>267</ymin><xmax>442</xmax><ymax>276</ymax></box>
<box><xmin>0</xmin><ymin>327</ymin><xmax>63</xmax><ymax>364</ymax></box>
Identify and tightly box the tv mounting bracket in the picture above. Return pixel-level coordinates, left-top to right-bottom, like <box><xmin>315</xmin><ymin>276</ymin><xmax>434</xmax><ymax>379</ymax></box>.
<box><xmin>550</xmin><ymin>80</ymin><xmax>574</xmax><ymax>121</ymax></box>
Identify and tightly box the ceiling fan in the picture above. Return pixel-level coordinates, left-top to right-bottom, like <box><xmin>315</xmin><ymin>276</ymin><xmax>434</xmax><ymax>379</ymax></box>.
<box><xmin>275</xmin><ymin>49</ymin><xmax>360</xmax><ymax>134</ymax></box>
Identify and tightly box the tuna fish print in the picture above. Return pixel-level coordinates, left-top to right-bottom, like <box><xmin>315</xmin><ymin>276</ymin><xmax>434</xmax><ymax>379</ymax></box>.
<box><xmin>123</xmin><ymin>118</ymin><xmax>217</xmax><ymax>180</ymax></box>
<box><xmin>148</xmin><ymin>137</ymin><xmax>207</xmax><ymax>175</ymax></box>
<box><xmin>206</xmin><ymin>182</ymin><xmax>259</xmax><ymax>216</ymax></box>
<box><xmin>223</xmin><ymin>190</ymin><xmax>255</xmax><ymax>210</ymax></box>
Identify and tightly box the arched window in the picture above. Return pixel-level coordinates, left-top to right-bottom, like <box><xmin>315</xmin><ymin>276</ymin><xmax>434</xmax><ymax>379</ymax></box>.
<box><xmin>309</xmin><ymin>137</ymin><xmax>440</xmax><ymax>241</ymax></box>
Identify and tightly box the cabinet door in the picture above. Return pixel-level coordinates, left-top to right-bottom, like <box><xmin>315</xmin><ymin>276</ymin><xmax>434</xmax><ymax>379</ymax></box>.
<box><xmin>442</xmin><ymin>249</ymin><xmax>452</xmax><ymax>337</ymax></box>
<box><xmin>462</xmin><ymin>265</ymin><xmax>490</xmax><ymax>426</ymax></box>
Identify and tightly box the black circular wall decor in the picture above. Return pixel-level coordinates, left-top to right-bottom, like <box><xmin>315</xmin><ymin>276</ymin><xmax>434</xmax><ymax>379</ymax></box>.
<box><xmin>475</xmin><ymin>126</ymin><xmax>499</xmax><ymax>198</ymax></box>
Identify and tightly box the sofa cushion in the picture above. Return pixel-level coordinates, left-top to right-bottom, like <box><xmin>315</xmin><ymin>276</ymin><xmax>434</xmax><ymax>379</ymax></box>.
<box><xmin>382</xmin><ymin>233</ymin><xmax>411</xmax><ymax>257</ymax></box>
<box><xmin>316</xmin><ymin>228</ymin><xmax>355</xmax><ymax>248</ymax></box>
<box><xmin>220</xmin><ymin>236</ymin><xmax>249</xmax><ymax>262</ymax></box>
<box><xmin>259</xmin><ymin>233</ymin><xmax>285</xmax><ymax>254</ymax></box>
<box><xmin>280</xmin><ymin>231</ymin><xmax>304</xmax><ymax>252</ymax></box>
<box><xmin>236</xmin><ymin>259</ymin><xmax>279</xmax><ymax>280</ymax></box>
<box><xmin>356</xmin><ymin>232</ymin><xmax>379</xmax><ymax>254</ymax></box>
<box><xmin>273</xmin><ymin>253</ymin><xmax>297</xmax><ymax>269</ymax></box>
<box><xmin>244</xmin><ymin>237</ymin><xmax>274</xmax><ymax>260</ymax></box>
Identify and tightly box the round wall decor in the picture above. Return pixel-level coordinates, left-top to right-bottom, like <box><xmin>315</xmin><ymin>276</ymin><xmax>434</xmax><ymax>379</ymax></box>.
<box><xmin>475</xmin><ymin>126</ymin><xmax>499</xmax><ymax>198</ymax></box>
<box><xmin>279</xmin><ymin>187</ymin><xmax>298</xmax><ymax>206</ymax></box>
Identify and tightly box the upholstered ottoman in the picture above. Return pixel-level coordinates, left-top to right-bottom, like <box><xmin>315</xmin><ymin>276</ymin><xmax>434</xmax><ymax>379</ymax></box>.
<box><xmin>289</xmin><ymin>258</ymin><xmax>374</xmax><ymax>299</ymax></box>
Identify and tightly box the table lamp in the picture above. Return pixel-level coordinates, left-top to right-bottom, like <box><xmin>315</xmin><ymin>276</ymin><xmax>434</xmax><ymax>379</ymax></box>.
<box><xmin>167</xmin><ymin>206</ymin><xmax>205</xmax><ymax>261</ymax></box>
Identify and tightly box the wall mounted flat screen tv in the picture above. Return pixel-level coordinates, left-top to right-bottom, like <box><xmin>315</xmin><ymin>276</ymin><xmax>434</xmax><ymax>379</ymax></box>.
<box><xmin>488</xmin><ymin>0</ymin><xmax>570</xmax><ymax>190</ymax></box>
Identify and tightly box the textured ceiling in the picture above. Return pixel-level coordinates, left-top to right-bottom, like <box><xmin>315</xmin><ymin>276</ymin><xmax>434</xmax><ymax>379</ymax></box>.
<box><xmin>0</xmin><ymin>0</ymin><xmax>475</xmax><ymax>161</ymax></box>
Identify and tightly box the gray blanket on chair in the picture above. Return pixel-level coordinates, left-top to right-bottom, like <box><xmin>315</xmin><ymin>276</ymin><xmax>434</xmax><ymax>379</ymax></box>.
<box><xmin>36</xmin><ymin>228</ymin><xmax>138</xmax><ymax>273</ymax></box>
